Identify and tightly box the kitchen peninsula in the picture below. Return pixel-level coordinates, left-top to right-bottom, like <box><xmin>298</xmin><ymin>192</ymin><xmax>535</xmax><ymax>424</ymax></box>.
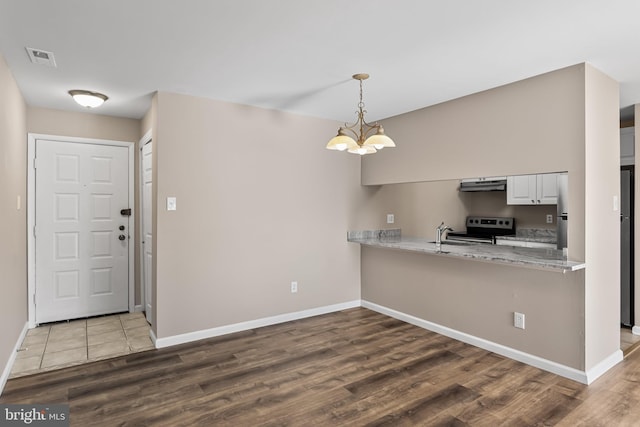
<box><xmin>352</xmin><ymin>63</ymin><xmax>620</xmax><ymax>385</ymax></box>
<box><xmin>348</xmin><ymin>229</ymin><xmax>584</xmax><ymax>272</ymax></box>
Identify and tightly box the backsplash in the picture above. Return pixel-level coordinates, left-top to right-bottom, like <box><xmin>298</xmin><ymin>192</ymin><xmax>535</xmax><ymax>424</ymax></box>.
<box><xmin>515</xmin><ymin>228</ymin><xmax>557</xmax><ymax>239</ymax></box>
<box><xmin>347</xmin><ymin>229</ymin><xmax>401</xmax><ymax>240</ymax></box>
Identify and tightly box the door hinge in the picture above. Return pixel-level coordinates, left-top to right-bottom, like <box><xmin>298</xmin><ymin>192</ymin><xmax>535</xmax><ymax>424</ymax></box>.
<box><xmin>33</xmin><ymin>293</ymin><xmax>36</xmax><ymax>306</ymax></box>
<box><xmin>33</xmin><ymin>225</ymin><xmax>36</xmax><ymax>238</ymax></box>
<box><xmin>33</xmin><ymin>157</ymin><xmax>37</xmax><ymax>169</ymax></box>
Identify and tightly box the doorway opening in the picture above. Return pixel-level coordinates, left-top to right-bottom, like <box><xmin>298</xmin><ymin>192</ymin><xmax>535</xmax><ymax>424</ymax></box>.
<box><xmin>139</xmin><ymin>130</ymin><xmax>153</xmax><ymax>326</ymax></box>
<box><xmin>621</xmin><ymin>165</ymin><xmax>634</xmax><ymax>330</ymax></box>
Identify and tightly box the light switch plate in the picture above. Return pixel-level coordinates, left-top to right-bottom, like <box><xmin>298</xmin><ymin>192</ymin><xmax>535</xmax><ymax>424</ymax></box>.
<box><xmin>387</xmin><ymin>214</ymin><xmax>395</xmax><ymax>224</ymax></box>
<box><xmin>167</xmin><ymin>197</ymin><xmax>177</xmax><ymax>211</ymax></box>
<box><xmin>514</xmin><ymin>312</ymin><xmax>525</xmax><ymax>329</ymax></box>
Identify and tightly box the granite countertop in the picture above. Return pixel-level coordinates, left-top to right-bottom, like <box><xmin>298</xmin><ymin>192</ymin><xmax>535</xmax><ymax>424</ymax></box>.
<box><xmin>496</xmin><ymin>228</ymin><xmax>557</xmax><ymax>244</ymax></box>
<box><xmin>348</xmin><ymin>229</ymin><xmax>584</xmax><ymax>273</ymax></box>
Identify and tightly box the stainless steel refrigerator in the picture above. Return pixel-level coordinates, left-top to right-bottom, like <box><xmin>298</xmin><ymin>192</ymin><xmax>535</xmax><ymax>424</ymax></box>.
<box><xmin>621</xmin><ymin>166</ymin><xmax>634</xmax><ymax>327</ymax></box>
<box><xmin>556</xmin><ymin>173</ymin><xmax>568</xmax><ymax>250</ymax></box>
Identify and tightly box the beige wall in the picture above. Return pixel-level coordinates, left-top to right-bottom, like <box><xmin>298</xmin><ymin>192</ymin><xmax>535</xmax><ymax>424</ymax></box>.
<box><xmin>356</xmin><ymin>63</ymin><xmax>620</xmax><ymax>372</ymax></box>
<box><xmin>141</xmin><ymin>98</ymin><xmax>156</xmax><ymax>138</ymax></box>
<box><xmin>583</xmin><ymin>66</ymin><xmax>620</xmax><ymax>369</ymax></box>
<box><xmin>0</xmin><ymin>54</ymin><xmax>27</xmax><ymax>383</ymax></box>
<box><xmin>362</xmin><ymin>65</ymin><xmax>585</xmax><ymax>183</ymax></box>
<box><xmin>362</xmin><ymin>247</ymin><xmax>585</xmax><ymax>368</ymax></box>
<box><xmin>28</xmin><ymin>107</ymin><xmax>140</xmax><ymax>143</ymax></box>
<box><xmin>153</xmin><ymin>92</ymin><xmax>364</xmax><ymax>338</ymax></box>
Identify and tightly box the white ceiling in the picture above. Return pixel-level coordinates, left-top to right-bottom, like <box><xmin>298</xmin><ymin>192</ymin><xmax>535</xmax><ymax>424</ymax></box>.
<box><xmin>1</xmin><ymin>0</ymin><xmax>639</xmax><ymax>122</ymax></box>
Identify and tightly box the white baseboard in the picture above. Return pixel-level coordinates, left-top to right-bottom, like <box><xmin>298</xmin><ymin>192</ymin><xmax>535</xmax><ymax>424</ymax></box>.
<box><xmin>633</xmin><ymin>325</ymin><xmax>640</xmax><ymax>336</ymax></box>
<box><xmin>134</xmin><ymin>305</ymin><xmax>144</xmax><ymax>313</ymax></box>
<box><xmin>154</xmin><ymin>300</ymin><xmax>361</xmax><ymax>349</ymax></box>
<box><xmin>361</xmin><ymin>300</ymin><xmax>598</xmax><ymax>384</ymax></box>
<box><xmin>585</xmin><ymin>349</ymin><xmax>623</xmax><ymax>384</ymax></box>
<box><xmin>0</xmin><ymin>322</ymin><xmax>29</xmax><ymax>397</ymax></box>
<box><xmin>149</xmin><ymin>328</ymin><xmax>157</xmax><ymax>348</ymax></box>
<box><xmin>121</xmin><ymin>299</ymin><xmax>622</xmax><ymax>386</ymax></box>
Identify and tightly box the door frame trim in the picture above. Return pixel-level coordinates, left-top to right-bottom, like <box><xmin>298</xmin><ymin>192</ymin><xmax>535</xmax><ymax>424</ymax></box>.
<box><xmin>138</xmin><ymin>129</ymin><xmax>152</xmax><ymax>323</ymax></box>
<box><xmin>622</xmin><ymin>165</ymin><xmax>635</xmax><ymax>328</ymax></box>
<box><xmin>27</xmin><ymin>133</ymin><xmax>135</xmax><ymax>327</ymax></box>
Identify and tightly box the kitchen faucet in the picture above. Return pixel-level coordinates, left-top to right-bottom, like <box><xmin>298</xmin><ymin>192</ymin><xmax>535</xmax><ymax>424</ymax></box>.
<box><xmin>435</xmin><ymin>222</ymin><xmax>453</xmax><ymax>250</ymax></box>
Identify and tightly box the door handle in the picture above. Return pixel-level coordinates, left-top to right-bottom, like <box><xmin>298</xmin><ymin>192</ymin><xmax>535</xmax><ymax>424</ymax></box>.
<box><xmin>119</xmin><ymin>234</ymin><xmax>126</xmax><ymax>241</ymax></box>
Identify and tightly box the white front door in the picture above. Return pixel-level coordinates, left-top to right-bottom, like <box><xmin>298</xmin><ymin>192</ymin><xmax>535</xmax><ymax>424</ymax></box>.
<box><xmin>141</xmin><ymin>140</ymin><xmax>153</xmax><ymax>324</ymax></box>
<box><xmin>35</xmin><ymin>139</ymin><xmax>130</xmax><ymax>323</ymax></box>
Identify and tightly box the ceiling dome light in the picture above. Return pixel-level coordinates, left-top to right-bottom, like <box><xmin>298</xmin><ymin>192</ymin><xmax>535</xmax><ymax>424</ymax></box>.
<box><xmin>68</xmin><ymin>90</ymin><xmax>108</xmax><ymax>108</ymax></box>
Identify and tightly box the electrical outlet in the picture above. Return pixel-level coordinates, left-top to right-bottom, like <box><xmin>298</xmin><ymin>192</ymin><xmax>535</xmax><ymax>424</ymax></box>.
<box><xmin>387</xmin><ymin>214</ymin><xmax>395</xmax><ymax>224</ymax></box>
<box><xmin>514</xmin><ymin>312</ymin><xmax>525</xmax><ymax>329</ymax></box>
<box><xmin>546</xmin><ymin>214</ymin><xmax>553</xmax><ymax>224</ymax></box>
<box><xmin>291</xmin><ymin>281</ymin><xmax>298</xmax><ymax>293</ymax></box>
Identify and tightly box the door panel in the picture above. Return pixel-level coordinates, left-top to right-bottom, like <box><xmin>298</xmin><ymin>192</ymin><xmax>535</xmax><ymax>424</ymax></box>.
<box><xmin>141</xmin><ymin>141</ymin><xmax>153</xmax><ymax>324</ymax></box>
<box><xmin>507</xmin><ymin>175</ymin><xmax>537</xmax><ymax>205</ymax></box>
<box><xmin>35</xmin><ymin>139</ymin><xmax>129</xmax><ymax>323</ymax></box>
<box><xmin>537</xmin><ymin>173</ymin><xmax>559</xmax><ymax>204</ymax></box>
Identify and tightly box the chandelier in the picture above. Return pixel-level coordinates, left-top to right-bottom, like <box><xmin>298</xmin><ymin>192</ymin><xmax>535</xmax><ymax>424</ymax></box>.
<box><xmin>326</xmin><ymin>73</ymin><xmax>395</xmax><ymax>155</ymax></box>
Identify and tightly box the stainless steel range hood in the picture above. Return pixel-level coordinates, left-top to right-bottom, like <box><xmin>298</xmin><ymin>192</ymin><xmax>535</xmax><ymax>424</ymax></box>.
<box><xmin>459</xmin><ymin>177</ymin><xmax>507</xmax><ymax>192</ymax></box>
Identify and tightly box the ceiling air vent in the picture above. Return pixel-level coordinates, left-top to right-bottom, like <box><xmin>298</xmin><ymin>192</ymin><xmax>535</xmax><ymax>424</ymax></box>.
<box><xmin>26</xmin><ymin>47</ymin><xmax>57</xmax><ymax>67</ymax></box>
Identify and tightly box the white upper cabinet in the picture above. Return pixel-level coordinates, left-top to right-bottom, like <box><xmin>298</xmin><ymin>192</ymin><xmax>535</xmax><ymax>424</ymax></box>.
<box><xmin>536</xmin><ymin>173</ymin><xmax>560</xmax><ymax>204</ymax></box>
<box><xmin>506</xmin><ymin>174</ymin><xmax>537</xmax><ymax>204</ymax></box>
<box><xmin>507</xmin><ymin>173</ymin><xmax>559</xmax><ymax>205</ymax></box>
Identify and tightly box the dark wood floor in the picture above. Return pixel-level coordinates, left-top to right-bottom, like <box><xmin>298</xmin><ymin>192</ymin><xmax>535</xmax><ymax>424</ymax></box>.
<box><xmin>2</xmin><ymin>308</ymin><xmax>640</xmax><ymax>426</ymax></box>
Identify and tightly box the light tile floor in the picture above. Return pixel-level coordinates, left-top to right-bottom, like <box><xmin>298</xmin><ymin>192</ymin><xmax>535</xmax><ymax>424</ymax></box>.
<box><xmin>10</xmin><ymin>312</ymin><xmax>154</xmax><ymax>379</ymax></box>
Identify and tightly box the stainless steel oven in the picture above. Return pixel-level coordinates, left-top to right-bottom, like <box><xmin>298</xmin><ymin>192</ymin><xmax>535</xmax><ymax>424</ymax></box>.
<box><xmin>446</xmin><ymin>216</ymin><xmax>515</xmax><ymax>244</ymax></box>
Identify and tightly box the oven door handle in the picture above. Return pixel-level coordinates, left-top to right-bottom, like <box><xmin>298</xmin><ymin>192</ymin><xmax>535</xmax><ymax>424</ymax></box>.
<box><xmin>445</xmin><ymin>236</ymin><xmax>494</xmax><ymax>244</ymax></box>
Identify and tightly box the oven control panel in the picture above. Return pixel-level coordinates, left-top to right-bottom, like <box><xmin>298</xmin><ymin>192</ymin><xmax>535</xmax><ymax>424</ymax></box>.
<box><xmin>466</xmin><ymin>216</ymin><xmax>515</xmax><ymax>230</ymax></box>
